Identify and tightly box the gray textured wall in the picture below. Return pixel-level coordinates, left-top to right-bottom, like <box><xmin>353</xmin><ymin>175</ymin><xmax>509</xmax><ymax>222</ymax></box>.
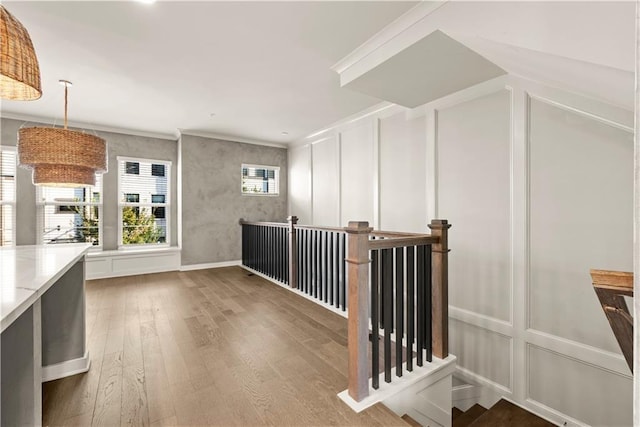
<box><xmin>181</xmin><ymin>134</ymin><xmax>288</xmax><ymax>266</ymax></box>
<box><xmin>0</xmin><ymin>118</ymin><xmax>178</xmax><ymax>249</ymax></box>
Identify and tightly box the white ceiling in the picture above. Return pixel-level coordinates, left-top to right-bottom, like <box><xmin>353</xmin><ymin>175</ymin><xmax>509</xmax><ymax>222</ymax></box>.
<box><xmin>0</xmin><ymin>1</ymin><xmax>417</xmax><ymax>143</ymax></box>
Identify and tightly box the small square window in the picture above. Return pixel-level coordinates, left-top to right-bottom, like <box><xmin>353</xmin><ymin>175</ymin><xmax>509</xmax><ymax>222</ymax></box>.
<box><xmin>125</xmin><ymin>193</ymin><xmax>140</xmax><ymax>203</ymax></box>
<box><xmin>151</xmin><ymin>164</ymin><xmax>165</xmax><ymax>177</ymax></box>
<box><xmin>152</xmin><ymin>206</ymin><xmax>166</xmax><ymax>219</ymax></box>
<box><xmin>126</xmin><ymin>162</ymin><xmax>140</xmax><ymax>175</ymax></box>
<box><xmin>241</xmin><ymin>164</ymin><xmax>279</xmax><ymax>195</ymax></box>
<box><xmin>151</xmin><ymin>194</ymin><xmax>165</xmax><ymax>203</ymax></box>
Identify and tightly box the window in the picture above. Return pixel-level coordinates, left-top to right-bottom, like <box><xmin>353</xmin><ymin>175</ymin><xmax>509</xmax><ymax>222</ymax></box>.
<box><xmin>37</xmin><ymin>175</ymin><xmax>102</xmax><ymax>247</ymax></box>
<box><xmin>125</xmin><ymin>162</ymin><xmax>139</xmax><ymax>175</ymax></box>
<box><xmin>118</xmin><ymin>157</ymin><xmax>170</xmax><ymax>247</ymax></box>
<box><xmin>241</xmin><ymin>164</ymin><xmax>279</xmax><ymax>195</ymax></box>
<box><xmin>0</xmin><ymin>147</ymin><xmax>16</xmax><ymax>246</ymax></box>
<box><xmin>151</xmin><ymin>164</ymin><xmax>165</xmax><ymax>177</ymax></box>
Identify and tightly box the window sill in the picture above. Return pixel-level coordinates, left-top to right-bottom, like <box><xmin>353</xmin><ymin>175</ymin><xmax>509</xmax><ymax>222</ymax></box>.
<box><xmin>86</xmin><ymin>246</ymin><xmax>180</xmax><ymax>258</ymax></box>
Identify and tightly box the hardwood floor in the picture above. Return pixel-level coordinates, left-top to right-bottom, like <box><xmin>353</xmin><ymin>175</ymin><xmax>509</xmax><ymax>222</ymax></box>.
<box><xmin>43</xmin><ymin>267</ymin><xmax>406</xmax><ymax>426</ymax></box>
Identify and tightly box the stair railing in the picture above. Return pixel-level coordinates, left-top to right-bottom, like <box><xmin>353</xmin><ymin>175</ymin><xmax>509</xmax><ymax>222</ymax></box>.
<box><xmin>239</xmin><ymin>217</ymin><xmax>451</xmax><ymax>403</ymax></box>
<box><xmin>591</xmin><ymin>269</ymin><xmax>634</xmax><ymax>372</ymax></box>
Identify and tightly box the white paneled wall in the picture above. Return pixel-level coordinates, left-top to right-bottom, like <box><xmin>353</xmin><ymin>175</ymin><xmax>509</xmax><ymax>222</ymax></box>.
<box><xmin>288</xmin><ymin>76</ymin><xmax>634</xmax><ymax>426</ymax></box>
<box><xmin>340</xmin><ymin>123</ymin><xmax>375</xmax><ymax>226</ymax></box>
<box><xmin>379</xmin><ymin>112</ymin><xmax>428</xmax><ymax>232</ymax></box>
<box><xmin>311</xmin><ymin>137</ymin><xmax>340</xmax><ymax>226</ymax></box>
<box><xmin>288</xmin><ymin>144</ymin><xmax>312</xmax><ymax>224</ymax></box>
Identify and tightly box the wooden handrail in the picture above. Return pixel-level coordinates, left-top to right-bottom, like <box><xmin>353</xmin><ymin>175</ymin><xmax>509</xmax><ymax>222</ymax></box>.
<box><xmin>590</xmin><ymin>269</ymin><xmax>634</xmax><ymax>373</ymax></box>
<box><xmin>295</xmin><ymin>224</ymin><xmax>346</xmax><ymax>233</ymax></box>
<box><xmin>368</xmin><ymin>235</ymin><xmax>439</xmax><ymax>250</ymax></box>
<box><xmin>591</xmin><ymin>269</ymin><xmax>633</xmax><ymax>296</ymax></box>
<box><xmin>371</xmin><ymin>230</ymin><xmax>430</xmax><ymax>238</ymax></box>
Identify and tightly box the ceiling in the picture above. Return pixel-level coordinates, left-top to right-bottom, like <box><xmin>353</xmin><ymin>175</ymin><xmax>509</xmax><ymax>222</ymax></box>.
<box><xmin>0</xmin><ymin>1</ymin><xmax>417</xmax><ymax>143</ymax></box>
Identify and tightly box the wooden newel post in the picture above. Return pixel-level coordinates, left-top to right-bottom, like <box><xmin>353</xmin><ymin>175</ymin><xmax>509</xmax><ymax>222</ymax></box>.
<box><xmin>287</xmin><ymin>216</ymin><xmax>298</xmax><ymax>289</ymax></box>
<box><xmin>428</xmin><ymin>219</ymin><xmax>451</xmax><ymax>359</ymax></box>
<box><xmin>345</xmin><ymin>221</ymin><xmax>372</xmax><ymax>402</ymax></box>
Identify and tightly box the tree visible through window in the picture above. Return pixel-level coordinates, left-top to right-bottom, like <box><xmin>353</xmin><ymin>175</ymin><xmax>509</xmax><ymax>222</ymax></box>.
<box><xmin>118</xmin><ymin>157</ymin><xmax>170</xmax><ymax>246</ymax></box>
<box><xmin>242</xmin><ymin>164</ymin><xmax>279</xmax><ymax>195</ymax></box>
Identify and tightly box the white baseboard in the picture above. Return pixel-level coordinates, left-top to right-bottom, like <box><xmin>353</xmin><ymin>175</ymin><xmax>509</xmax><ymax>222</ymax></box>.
<box><xmin>180</xmin><ymin>260</ymin><xmax>241</xmax><ymax>271</ymax></box>
<box><xmin>42</xmin><ymin>351</ymin><xmax>91</xmax><ymax>382</ymax></box>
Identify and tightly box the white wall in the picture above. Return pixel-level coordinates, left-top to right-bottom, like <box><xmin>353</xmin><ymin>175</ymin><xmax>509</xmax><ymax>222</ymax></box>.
<box><xmin>288</xmin><ymin>77</ymin><xmax>634</xmax><ymax>426</ymax></box>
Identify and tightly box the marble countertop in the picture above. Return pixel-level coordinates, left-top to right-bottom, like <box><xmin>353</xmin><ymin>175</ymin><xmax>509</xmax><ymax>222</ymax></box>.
<box><xmin>0</xmin><ymin>244</ymin><xmax>91</xmax><ymax>333</ymax></box>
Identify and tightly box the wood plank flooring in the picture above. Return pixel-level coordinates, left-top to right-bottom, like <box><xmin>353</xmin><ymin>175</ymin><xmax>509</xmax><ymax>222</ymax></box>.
<box><xmin>43</xmin><ymin>267</ymin><xmax>406</xmax><ymax>426</ymax></box>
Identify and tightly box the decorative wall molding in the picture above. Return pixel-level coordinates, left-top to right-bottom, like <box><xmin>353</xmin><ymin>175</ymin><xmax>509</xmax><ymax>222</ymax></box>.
<box><xmin>179</xmin><ymin>130</ymin><xmax>287</xmax><ymax>149</ymax></box>
<box><xmin>0</xmin><ymin>112</ymin><xmax>178</xmax><ymax>141</ymax></box>
<box><xmin>86</xmin><ymin>248</ymin><xmax>181</xmax><ymax>280</ymax></box>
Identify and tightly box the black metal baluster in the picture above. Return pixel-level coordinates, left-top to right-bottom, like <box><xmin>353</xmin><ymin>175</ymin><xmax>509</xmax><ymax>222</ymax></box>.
<box><xmin>371</xmin><ymin>249</ymin><xmax>380</xmax><ymax>390</ymax></box>
<box><xmin>334</xmin><ymin>233</ymin><xmax>340</xmax><ymax>308</ymax></box>
<box><xmin>407</xmin><ymin>246</ymin><xmax>414</xmax><ymax>372</ymax></box>
<box><xmin>307</xmin><ymin>230</ymin><xmax>312</xmax><ymax>295</ymax></box>
<box><xmin>328</xmin><ymin>232</ymin><xmax>333</xmax><ymax>305</ymax></box>
<box><xmin>416</xmin><ymin>245</ymin><xmax>425</xmax><ymax>366</ymax></box>
<box><xmin>322</xmin><ymin>231</ymin><xmax>329</xmax><ymax>303</ymax></box>
<box><xmin>382</xmin><ymin>248</ymin><xmax>393</xmax><ymax>383</ymax></box>
<box><xmin>395</xmin><ymin>246</ymin><xmax>404</xmax><ymax>377</ymax></box>
<box><xmin>341</xmin><ymin>233</ymin><xmax>346</xmax><ymax>311</ymax></box>
<box><xmin>319</xmin><ymin>231</ymin><xmax>323</xmax><ymax>301</ymax></box>
<box><xmin>425</xmin><ymin>245</ymin><xmax>432</xmax><ymax>362</ymax></box>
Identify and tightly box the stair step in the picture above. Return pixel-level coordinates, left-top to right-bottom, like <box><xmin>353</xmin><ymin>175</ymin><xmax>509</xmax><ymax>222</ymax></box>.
<box><xmin>401</xmin><ymin>414</ymin><xmax>422</xmax><ymax>427</ymax></box>
<box><xmin>452</xmin><ymin>407</ymin><xmax>464</xmax><ymax>420</ymax></box>
<box><xmin>452</xmin><ymin>404</ymin><xmax>487</xmax><ymax>427</ymax></box>
<box><xmin>469</xmin><ymin>399</ymin><xmax>554</xmax><ymax>427</ymax></box>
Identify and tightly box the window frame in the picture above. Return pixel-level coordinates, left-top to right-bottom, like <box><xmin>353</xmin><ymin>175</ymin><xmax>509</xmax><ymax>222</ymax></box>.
<box><xmin>117</xmin><ymin>156</ymin><xmax>171</xmax><ymax>249</ymax></box>
<box><xmin>36</xmin><ymin>175</ymin><xmax>103</xmax><ymax>249</ymax></box>
<box><xmin>0</xmin><ymin>146</ymin><xmax>17</xmax><ymax>247</ymax></box>
<box><xmin>241</xmin><ymin>163</ymin><xmax>280</xmax><ymax>196</ymax></box>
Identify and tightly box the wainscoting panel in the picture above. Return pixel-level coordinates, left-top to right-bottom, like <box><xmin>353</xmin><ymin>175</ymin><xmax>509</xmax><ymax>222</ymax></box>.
<box><xmin>340</xmin><ymin>121</ymin><xmax>374</xmax><ymax>226</ymax></box>
<box><xmin>86</xmin><ymin>248</ymin><xmax>181</xmax><ymax>279</ymax></box>
<box><xmin>311</xmin><ymin>137</ymin><xmax>340</xmax><ymax>227</ymax></box>
<box><xmin>436</xmin><ymin>90</ymin><xmax>512</xmax><ymax>322</ymax></box>
<box><xmin>288</xmin><ymin>145</ymin><xmax>312</xmax><ymax>224</ymax></box>
<box><xmin>379</xmin><ymin>112</ymin><xmax>428</xmax><ymax>233</ymax></box>
<box><xmin>528</xmin><ymin>344</ymin><xmax>632</xmax><ymax>427</ymax></box>
<box><xmin>528</xmin><ymin>98</ymin><xmax>634</xmax><ymax>352</ymax></box>
<box><xmin>449</xmin><ymin>319</ymin><xmax>511</xmax><ymax>389</ymax></box>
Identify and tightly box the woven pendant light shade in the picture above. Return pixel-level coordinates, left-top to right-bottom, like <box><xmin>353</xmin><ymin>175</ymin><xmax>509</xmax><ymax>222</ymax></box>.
<box><xmin>17</xmin><ymin>80</ymin><xmax>108</xmax><ymax>187</ymax></box>
<box><xmin>0</xmin><ymin>5</ymin><xmax>42</xmax><ymax>100</ymax></box>
<box><xmin>18</xmin><ymin>127</ymin><xmax>107</xmax><ymax>187</ymax></box>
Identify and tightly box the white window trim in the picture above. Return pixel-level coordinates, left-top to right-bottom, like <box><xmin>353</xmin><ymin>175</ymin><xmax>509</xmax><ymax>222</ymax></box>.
<box><xmin>117</xmin><ymin>156</ymin><xmax>172</xmax><ymax>249</ymax></box>
<box><xmin>241</xmin><ymin>163</ymin><xmax>280</xmax><ymax>196</ymax></box>
<box><xmin>36</xmin><ymin>178</ymin><xmax>103</xmax><ymax>250</ymax></box>
<box><xmin>0</xmin><ymin>146</ymin><xmax>17</xmax><ymax>246</ymax></box>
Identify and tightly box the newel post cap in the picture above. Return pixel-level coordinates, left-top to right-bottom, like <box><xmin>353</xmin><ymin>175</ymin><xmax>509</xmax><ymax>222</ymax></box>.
<box><xmin>287</xmin><ymin>215</ymin><xmax>298</xmax><ymax>224</ymax></box>
<box><xmin>428</xmin><ymin>219</ymin><xmax>451</xmax><ymax>230</ymax></box>
<box><xmin>345</xmin><ymin>221</ymin><xmax>373</xmax><ymax>234</ymax></box>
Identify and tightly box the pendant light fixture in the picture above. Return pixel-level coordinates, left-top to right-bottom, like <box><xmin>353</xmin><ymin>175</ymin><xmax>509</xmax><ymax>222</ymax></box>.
<box><xmin>0</xmin><ymin>5</ymin><xmax>42</xmax><ymax>100</ymax></box>
<box><xmin>18</xmin><ymin>80</ymin><xmax>107</xmax><ymax>187</ymax></box>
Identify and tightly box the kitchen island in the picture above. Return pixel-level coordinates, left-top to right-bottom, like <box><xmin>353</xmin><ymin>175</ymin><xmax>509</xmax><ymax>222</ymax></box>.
<box><xmin>1</xmin><ymin>243</ymin><xmax>91</xmax><ymax>426</ymax></box>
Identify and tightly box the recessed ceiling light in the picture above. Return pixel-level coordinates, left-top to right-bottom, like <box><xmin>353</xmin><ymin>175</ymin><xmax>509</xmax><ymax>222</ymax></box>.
<box><xmin>281</xmin><ymin>131</ymin><xmax>289</xmax><ymax>135</ymax></box>
<box><xmin>210</xmin><ymin>113</ymin><xmax>216</xmax><ymax>117</ymax></box>
<box><xmin>137</xmin><ymin>0</ymin><xmax>156</xmax><ymax>4</ymax></box>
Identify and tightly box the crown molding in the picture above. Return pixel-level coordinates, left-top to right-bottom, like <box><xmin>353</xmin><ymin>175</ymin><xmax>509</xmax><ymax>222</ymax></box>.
<box><xmin>290</xmin><ymin>101</ymin><xmax>401</xmax><ymax>148</ymax></box>
<box><xmin>0</xmin><ymin>111</ymin><xmax>179</xmax><ymax>141</ymax></box>
<box><xmin>331</xmin><ymin>1</ymin><xmax>451</xmax><ymax>74</ymax></box>
<box><xmin>178</xmin><ymin>129</ymin><xmax>287</xmax><ymax>149</ymax></box>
